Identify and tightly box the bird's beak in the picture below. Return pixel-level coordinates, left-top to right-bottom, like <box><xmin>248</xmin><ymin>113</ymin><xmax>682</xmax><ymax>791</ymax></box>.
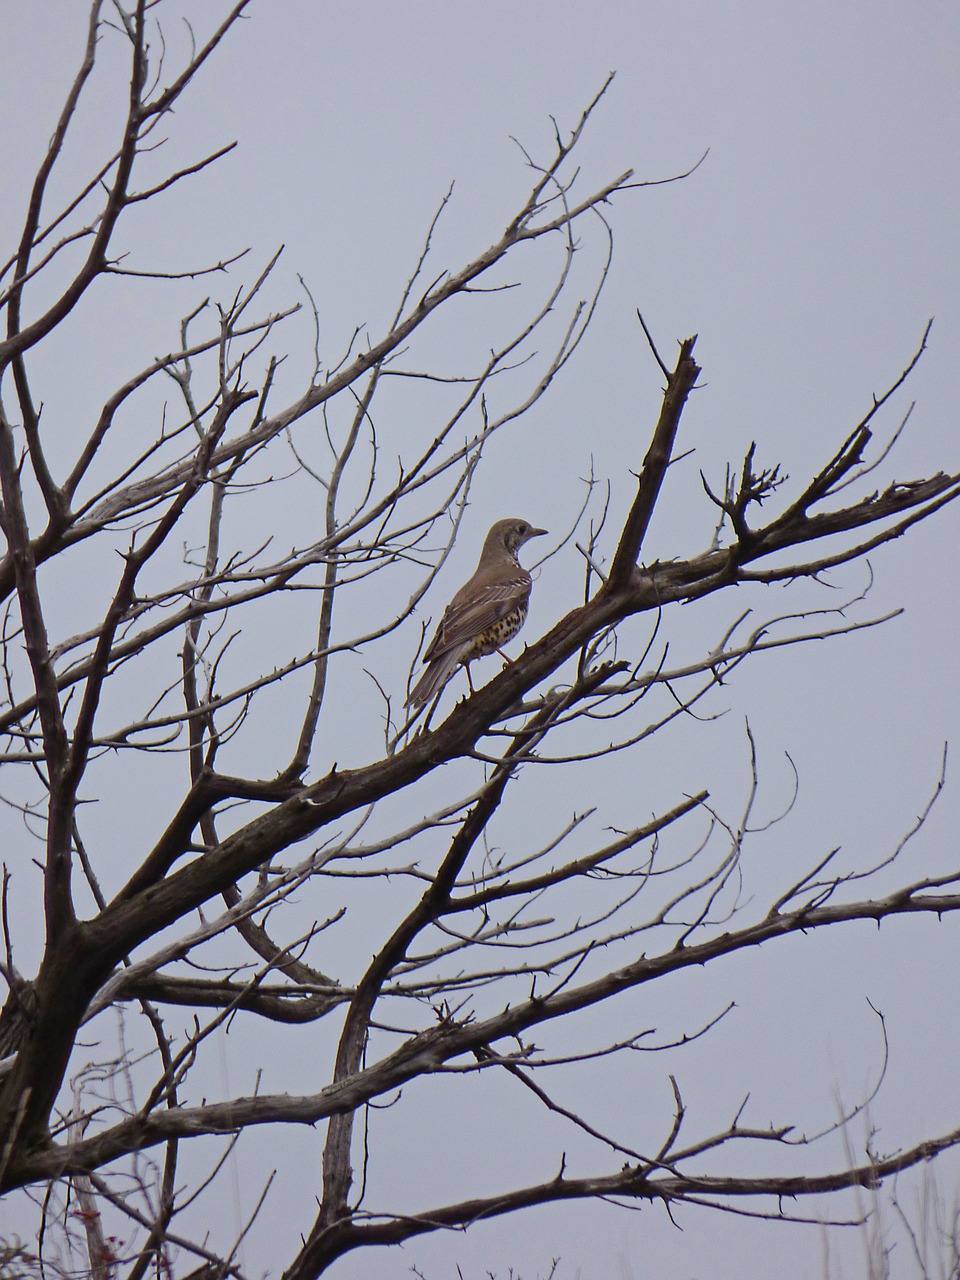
<box><xmin>527</xmin><ymin>527</ymin><xmax>548</xmax><ymax>540</ymax></box>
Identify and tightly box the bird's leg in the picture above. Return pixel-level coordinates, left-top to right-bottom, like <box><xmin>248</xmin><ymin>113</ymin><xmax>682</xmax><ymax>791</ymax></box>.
<box><xmin>496</xmin><ymin>647</ymin><xmax>513</xmax><ymax>667</ymax></box>
<box><xmin>465</xmin><ymin>662</ymin><xmax>476</xmax><ymax>694</ymax></box>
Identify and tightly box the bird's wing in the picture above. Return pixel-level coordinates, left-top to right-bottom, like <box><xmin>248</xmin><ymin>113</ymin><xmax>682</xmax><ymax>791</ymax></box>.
<box><xmin>423</xmin><ymin>575</ymin><xmax>530</xmax><ymax>662</ymax></box>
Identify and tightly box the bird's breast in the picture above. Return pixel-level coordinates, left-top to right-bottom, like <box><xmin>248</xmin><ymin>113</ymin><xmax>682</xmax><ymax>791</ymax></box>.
<box><xmin>470</xmin><ymin>599</ymin><xmax>529</xmax><ymax>658</ymax></box>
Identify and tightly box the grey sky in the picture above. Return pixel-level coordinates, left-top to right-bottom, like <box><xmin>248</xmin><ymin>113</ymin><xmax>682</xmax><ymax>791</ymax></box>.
<box><xmin>2</xmin><ymin>2</ymin><xmax>959</xmax><ymax>1278</ymax></box>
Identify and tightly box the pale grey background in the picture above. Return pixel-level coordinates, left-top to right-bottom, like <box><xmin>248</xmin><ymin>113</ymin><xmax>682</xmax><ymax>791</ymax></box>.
<box><xmin>1</xmin><ymin>3</ymin><xmax>958</xmax><ymax>1278</ymax></box>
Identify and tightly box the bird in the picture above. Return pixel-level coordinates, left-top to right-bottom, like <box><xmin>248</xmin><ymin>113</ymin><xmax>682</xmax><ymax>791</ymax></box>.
<box><xmin>406</xmin><ymin>517</ymin><xmax>547</xmax><ymax>709</ymax></box>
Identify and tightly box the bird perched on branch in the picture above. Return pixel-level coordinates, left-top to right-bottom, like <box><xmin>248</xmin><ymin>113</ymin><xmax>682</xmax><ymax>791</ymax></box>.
<box><xmin>406</xmin><ymin>517</ymin><xmax>547</xmax><ymax>709</ymax></box>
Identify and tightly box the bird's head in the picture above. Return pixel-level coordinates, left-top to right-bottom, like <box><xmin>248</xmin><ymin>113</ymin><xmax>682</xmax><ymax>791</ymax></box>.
<box><xmin>487</xmin><ymin>518</ymin><xmax>548</xmax><ymax>560</ymax></box>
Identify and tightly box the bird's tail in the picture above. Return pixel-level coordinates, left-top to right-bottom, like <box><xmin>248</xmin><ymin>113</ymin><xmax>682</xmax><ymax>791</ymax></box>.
<box><xmin>405</xmin><ymin>650</ymin><xmax>462</xmax><ymax>709</ymax></box>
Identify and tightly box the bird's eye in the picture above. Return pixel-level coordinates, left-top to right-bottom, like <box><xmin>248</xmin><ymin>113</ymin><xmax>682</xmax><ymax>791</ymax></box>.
<box><xmin>518</xmin><ymin>523</ymin><xmax>527</xmax><ymax>534</ymax></box>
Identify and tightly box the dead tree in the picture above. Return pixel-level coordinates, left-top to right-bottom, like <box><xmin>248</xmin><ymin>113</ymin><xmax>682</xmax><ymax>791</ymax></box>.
<box><xmin>0</xmin><ymin>5</ymin><xmax>958</xmax><ymax>1278</ymax></box>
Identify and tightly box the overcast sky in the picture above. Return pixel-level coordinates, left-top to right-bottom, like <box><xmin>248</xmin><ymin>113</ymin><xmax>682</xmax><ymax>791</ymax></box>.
<box><xmin>2</xmin><ymin>3</ymin><xmax>959</xmax><ymax>1278</ymax></box>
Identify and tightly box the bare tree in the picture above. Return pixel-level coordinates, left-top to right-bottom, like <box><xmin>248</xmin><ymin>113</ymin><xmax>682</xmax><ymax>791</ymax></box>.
<box><xmin>1</xmin><ymin>5</ymin><xmax>958</xmax><ymax>1279</ymax></box>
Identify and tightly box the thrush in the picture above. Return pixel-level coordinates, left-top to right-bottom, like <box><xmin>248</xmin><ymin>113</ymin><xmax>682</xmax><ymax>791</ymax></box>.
<box><xmin>406</xmin><ymin>517</ymin><xmax>547</xmax><ymax>709</ymax></box>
